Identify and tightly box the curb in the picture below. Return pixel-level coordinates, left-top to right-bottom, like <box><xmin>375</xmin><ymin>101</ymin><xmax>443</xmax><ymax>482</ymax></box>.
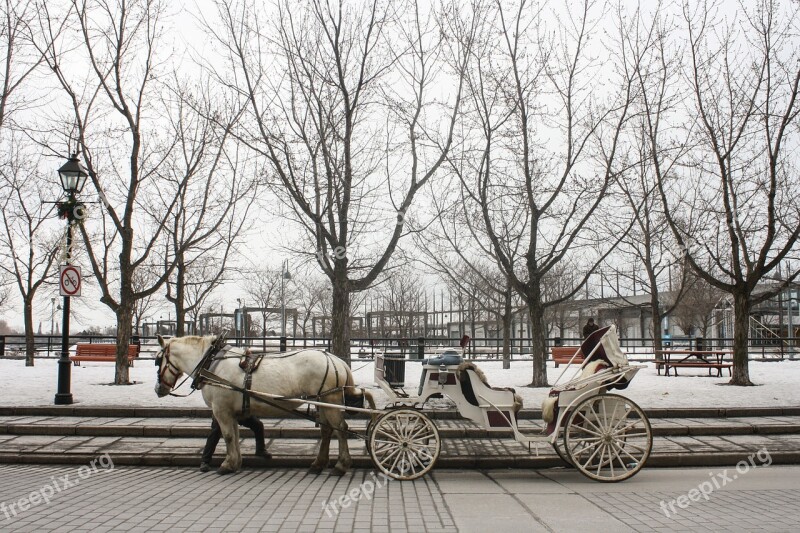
<box><xmin>2</xmin><ymin>423</ymin><xmax>800</xmax><ymax>439</ymax></box>
<box><xmin>2</xmin><ymin>405</ymin><xmax>800</xmax><ymax>419</ymax></box>
<box><xmin>0</xmin><ymin>451</ymin><xmax>797</xmax><ymax>470</ymax></box>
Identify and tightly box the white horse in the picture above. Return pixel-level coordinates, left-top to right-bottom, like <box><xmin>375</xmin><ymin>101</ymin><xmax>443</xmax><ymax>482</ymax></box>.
<box><xmin>154</xmin><ymin>335</ymin><xmax>375</xmax><ymax>475</ymax></box>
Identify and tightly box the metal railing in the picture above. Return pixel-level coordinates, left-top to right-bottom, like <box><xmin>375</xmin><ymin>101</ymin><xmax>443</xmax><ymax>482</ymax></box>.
<box><xmin>1</xmin><ymin>333</ymin><xmax>796</xmax><ymax>361</ymax></box>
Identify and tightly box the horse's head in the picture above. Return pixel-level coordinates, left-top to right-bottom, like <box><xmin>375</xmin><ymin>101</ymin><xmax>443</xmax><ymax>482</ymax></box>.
<box><xmin>154</xmin><ymin>335</ymin><xmax>183</xmax><ymax>397</ymax></box>
<box><xmin>155</xmin><ymin>334</ymin><xmax>218</xmax><ymax>397</ymax></box>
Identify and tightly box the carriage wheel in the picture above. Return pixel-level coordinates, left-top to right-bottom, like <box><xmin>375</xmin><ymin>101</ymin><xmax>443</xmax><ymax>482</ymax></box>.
<box><xmin>563</xmin><ymin>394</ymin><xmax>652</xmax><ymax>482</ymax></box>
<box><xmin>367</xmin><ymin>409</ymin><xmax>440</xmax><ymax>481</ymax></box>
<box><xmin>551</xmin><ymin>439</ymin><xmax>573</xmax><ymax>467</ymax></box>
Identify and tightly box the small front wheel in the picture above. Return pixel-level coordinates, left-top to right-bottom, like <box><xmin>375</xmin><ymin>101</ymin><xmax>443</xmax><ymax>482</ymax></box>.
<box><xmin>367</xmin><ymin>409</ymin><xmax>440</xmax><ymax>480</ymax></box>
<box><xmin>564</xmin><ymin>394</ymin><xmax>652</xmax><ymax>482</ymax></box>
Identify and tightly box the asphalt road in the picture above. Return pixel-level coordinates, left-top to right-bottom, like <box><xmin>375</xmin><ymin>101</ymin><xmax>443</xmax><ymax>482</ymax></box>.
<box><xmin>0</xmin><ymin>464</ymin><xmax>797</xmax><ymax>532</ymax></box>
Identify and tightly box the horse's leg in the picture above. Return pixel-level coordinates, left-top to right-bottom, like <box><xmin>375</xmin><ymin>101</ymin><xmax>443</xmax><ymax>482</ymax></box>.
<box><xmin>327</xmin><ymin>407</ymin><xmax>352</xmax><ymax>476</ymax></box>
<box><xmin>309</xmin><ymin>410</ymin><xmax>333</xmax><ymax>475</ymax></box>
<box><xmin>216</xmin><ymin>413</ymin><xmax>241</xmax><ymax>475</ymax></box>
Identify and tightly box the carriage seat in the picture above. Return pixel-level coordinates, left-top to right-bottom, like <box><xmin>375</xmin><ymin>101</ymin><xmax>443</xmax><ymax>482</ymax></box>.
<box><xmin>422</xmin><ymin>348</ymin><xmax>463</xmax><ymax>366</ymax></box>
<box><xmin>422</xmin><ymin>354</ymin><xmax>463</xmax><ymax>366</ymax></box>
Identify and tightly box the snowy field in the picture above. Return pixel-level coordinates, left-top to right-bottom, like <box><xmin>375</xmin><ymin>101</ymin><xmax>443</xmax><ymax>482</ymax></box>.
<box><xmin>1</xmin><ymin>356</ymin><xmax>798</xmax><ymax>410</ymax></box>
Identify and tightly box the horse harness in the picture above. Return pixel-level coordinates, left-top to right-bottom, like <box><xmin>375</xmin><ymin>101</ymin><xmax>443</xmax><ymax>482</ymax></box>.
<box><xmin>239</xmin><ymin>349</ymin><xmax>265</xmax><ymax>416</ymax></box>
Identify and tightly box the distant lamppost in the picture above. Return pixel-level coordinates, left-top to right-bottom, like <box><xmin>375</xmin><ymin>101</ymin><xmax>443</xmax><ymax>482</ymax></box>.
<box><xmin>788</xmin><ymin>295</ymin><xmax>797</xmax><ymax>357</ymax></box>
<box><xmin>54</xmin><ymin>153</ymin><xmax>88</xmax><ymax>405</ymax></box>
<box><xmin>50</xmin><ymin>297</ymin><xmax>56</xmax><ymax>335</ymax></box>
<box><xmin>281</xmin><ymin>260</ymin><xmax>292</xmax><ymax>337</ymax></box>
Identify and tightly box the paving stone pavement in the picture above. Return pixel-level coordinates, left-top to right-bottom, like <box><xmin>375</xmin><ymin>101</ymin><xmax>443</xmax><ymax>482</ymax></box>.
<box><xmin>0</xmin><ymin>464</ymin><xmax>798</xmax><ymax>532</ymax></box>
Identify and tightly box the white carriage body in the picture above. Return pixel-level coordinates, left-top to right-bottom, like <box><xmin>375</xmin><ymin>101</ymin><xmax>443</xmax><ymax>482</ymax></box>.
<box><xmin>375</xmin><ymin>350</ymin><xmax>520</xmax><ymax>432</ymax></box>
<box><xmin>374</xmin><ymin>326</ymin><xmax>652</xmax><ymax>482</ymax></box>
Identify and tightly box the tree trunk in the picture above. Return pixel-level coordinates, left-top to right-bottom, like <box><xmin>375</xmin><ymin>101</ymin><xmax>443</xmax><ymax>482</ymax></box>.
<box><xmin>173</xmin><ymin>255</ymin><xmax>186</xmax><ymax>336</ymax></box>
<box><xmin>115</xmin><ymin>305</ymin><xmax>134</xmax><ymax>384</ymax></box>
<box><xmin>24</xmin><ymin>296</ymin><xmax>34</xmax><ymax>366</ymax></box>
<box><xmin>650</xmin><ymin>293</ymin><xmax>663</xmax><ymax>360</ymax></box>
<box><xmin>730</xmin><ymin>291</ymin><xmax>753</xmax><ymax>386</ymax></box>
<box><xmin>502</xmin><ymin>287</ymin><xmax>512</xmax><ymax>370</ymax></box>
<box><xmin>330</xmin><ymin>274</ymin><xmax>351</xmax><ymax>365</ymax></box>
<box><xmin>527</xmin><ymin>295</ymin><xmax>549</xmax><ymax>387</ymax></box>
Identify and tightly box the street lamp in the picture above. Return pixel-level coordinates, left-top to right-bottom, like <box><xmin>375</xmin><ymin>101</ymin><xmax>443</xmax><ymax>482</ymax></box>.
<box><xmin>281</xmin><ymin>260</ymin><xmax>292</xmax><ymax>337</ymax></box>
<box><xmin>54</xmin><ymin>152</ymin><xmax>88</xmax><ymax>405</ymax></box>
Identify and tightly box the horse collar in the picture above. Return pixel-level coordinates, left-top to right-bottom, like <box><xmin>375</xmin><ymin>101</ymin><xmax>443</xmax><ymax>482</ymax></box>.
<box><xmin>190</xmin><ymin>336</ymin><xmax>229</xmax><ymax>390</ymax></box>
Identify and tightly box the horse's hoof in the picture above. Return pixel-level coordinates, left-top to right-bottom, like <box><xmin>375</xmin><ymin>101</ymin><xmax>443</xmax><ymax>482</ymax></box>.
<box><xmin>217</xmin><ymin>466</ymin><xmax>235</xmax><ymax>475</ymax></box>
<box><xmin>307</xmin><ymin>465</ymin><xmax>323</xmax><ymax>475</ymax></box>
<box><xmin>256</xmin><ymin>449</ymin><xmax>272</xmax><ymax>460</ymax></box>
<box><xmin>329</xmin><ymin>467</ymin><xmax>347</xmax><ymax>477</ymax></box>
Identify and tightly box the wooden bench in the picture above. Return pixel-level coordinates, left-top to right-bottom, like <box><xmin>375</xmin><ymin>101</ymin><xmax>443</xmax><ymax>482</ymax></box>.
<box><xmin>70</xmin><ymin>344</ymin><xmax>139</xmax><ymax>367</ymax></box>
<box><xmin>663</xmin><ymin>362</ymin><xmax>733</xmax><ymax>377</ymax></box>
<box><xmin>654</xmin><ymin>350</ymin><xmax>733</xmax><ymax>377</ymax></box>
<box><xmin>551</xmin><ymin>346</ymin><xmax>584</xmax><ymax>367</ymax></box>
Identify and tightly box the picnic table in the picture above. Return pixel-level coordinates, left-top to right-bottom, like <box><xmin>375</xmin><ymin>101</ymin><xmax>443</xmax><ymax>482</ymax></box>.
<box><xmin>654</xmin><ymin>350</ymin><xmax>733</xmax><ymax>377</ymax></box>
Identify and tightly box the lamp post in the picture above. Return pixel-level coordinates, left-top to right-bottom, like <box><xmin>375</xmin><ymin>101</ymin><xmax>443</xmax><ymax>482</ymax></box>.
<box><xmin>281</xmin><ymin>260</ymin><xmax>292</xmax><ymax>337</ymax></box>
<box><xmin>788</xmin><ymin>295</ymin><xmax>797</xmax><ymax>358</ymax></box>
<box><xmin>50</xmin><ymin>297</ymin><xmax>56</xmax><ymax>336</ymax></box>
<box><xmin>54</xmin><ymin>153</ymin><xmax>88</xmax><ymax>405</ymax></box>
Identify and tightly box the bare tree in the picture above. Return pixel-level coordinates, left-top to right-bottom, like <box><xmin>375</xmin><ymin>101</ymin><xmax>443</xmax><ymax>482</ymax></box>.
<box><xmin>453</xmin><ymin>0</ymin><xmax>637</xmax><ymax>386</ymax></box>
<box><xmin>293</xmin><ymin>274</ymin><xmax>329</xmax><ymax>338</ymax></box>
<box><xmin>0</xmin><ymin>0</ymin><xmax>49</xmax><ymax>129</ymax></box>
<box><xmin>38</xmin><ymin>0</ymin><xmax>247</xmax><ymax>383</ymax></box>
<box><xmin>648</xmin><ymin>0</ymin><xmax>800</xmax><ymax>384</ymax></box>
<box><xmin>244</xmin><ymin>266</ymin><xmax>282</xmax><ymax>336</ymax></box>
<box><xmin>0</xmin><ymin>144</ymin><xmax>59</xmax><ymax>365</ymax></box>
<box><xmin>415</xmin><ymin>158</ymin><xmax>524</xmax><ymax>367</ymax></box>
<box><xmin>131</xmin><ymin>268</ymin><xmax>157</xmax><ymax>337</ymax></box>
<box><xmin>672</xmin><ymin>266</ymin><xmax>723</xmax><ymax>339</ymax></box>
<box><xmin>162</xmin><ymin>86</ymin><xmax>257</xmax><ymax>336</ymax></box>
<box><xmin>606</xmin><ymin>121</ymin><xmax>691</xmax><ymax>355</ymax></box>
<box><xmin>374</xmin><ymin>266</ymin><xmax>428</xmax><ymax>338</ymax></box>
<box><xmin>209</xmin><ymin>0</ymin><xmax>477</xmax><ymax>362</ymax></box>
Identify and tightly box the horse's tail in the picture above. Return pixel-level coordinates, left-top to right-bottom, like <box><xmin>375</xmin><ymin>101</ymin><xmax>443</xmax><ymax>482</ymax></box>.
<box><xmin>362</xmin><ymin>389</ymin><xmax>377</xmax><ymax>424</ymax></box>
<box><xmin>343</xmin><ymin>364</ymin><xmax>378</xmax><ymax>423</ymax></box>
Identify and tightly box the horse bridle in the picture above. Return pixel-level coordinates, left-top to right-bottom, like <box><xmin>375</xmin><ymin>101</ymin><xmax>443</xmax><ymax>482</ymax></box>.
<box><xmin>156</xmin><ymin>335</ymin><xmax>229</xmax><ymax>395</ymax></box>
<box><xmin>155</xmin><ymin>344</ymin><xmax>183</xmax><ymax>390</ymax></box>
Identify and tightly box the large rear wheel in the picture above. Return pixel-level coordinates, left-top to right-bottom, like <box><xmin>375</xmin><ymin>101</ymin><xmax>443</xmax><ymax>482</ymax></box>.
<box><xmin>367</xmin><ymin>409</ymin><xmax>440</xmax><ymax>480</ymax></box>
<box><xmin>563</xmin><ymin>394</ymin><xmax>652</xmax><ymax>482</ymax></box>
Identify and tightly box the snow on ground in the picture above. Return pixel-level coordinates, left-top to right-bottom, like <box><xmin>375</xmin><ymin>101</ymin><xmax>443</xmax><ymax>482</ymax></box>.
<box><xmin>1</xmin><ymin>356</ymin><xmax>799</xmax><ymax>409</ymax></box>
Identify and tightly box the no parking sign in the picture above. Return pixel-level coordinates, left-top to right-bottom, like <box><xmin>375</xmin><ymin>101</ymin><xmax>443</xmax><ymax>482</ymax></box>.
<box><xmin>59</xmin><ymin>265</ymin><xmax>82</xmax><ymax>297</ymax></box>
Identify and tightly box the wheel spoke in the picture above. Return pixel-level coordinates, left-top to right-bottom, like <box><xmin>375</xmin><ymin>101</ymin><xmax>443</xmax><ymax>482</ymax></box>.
<box><xmin>587</xmin><ymin>402</ymin><xmax>606</xmax><ymax>433</ymax></box>
<box><xmin>578</xmin><ymin>408</ymin><xmax>604</xmax><ymax>435</ymax></box>
<box><xmin>378</xmin><ymin>446</ymin><xmax>403</xmax><ymax>467</ymax></box>
<box><xmin>616</xmin><ymin>442</ymin><xmax>642</xmax><ymax>464</ymax></box>
<box><xmin>579</xmin><ymin>440</ymin><xmax>603</xmax><ymax>468</ymax></box>
<box><xmin>623</xmin><ymin>442</ymin><xmax>648</xmax><ymax>454</ymax></box>
<box><xmin>609</xmin><ymin>442</ymin><xmax>630</xmax><ymax>472</ymax></box>
<box><xmin>611</xmin><ymin>420</ymin><xmax>642</xmax><ymax>437</ymax></box>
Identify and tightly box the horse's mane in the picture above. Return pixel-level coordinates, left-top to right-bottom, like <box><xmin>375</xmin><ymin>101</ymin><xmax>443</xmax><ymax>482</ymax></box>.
<box><xmin>171</xmin><ymin>335</ymin><xmax>214</xmax><ymax>347</ymax></box>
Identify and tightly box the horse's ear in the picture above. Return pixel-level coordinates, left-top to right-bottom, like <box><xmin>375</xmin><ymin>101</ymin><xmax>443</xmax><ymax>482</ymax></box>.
<box><xmin>158</xmin><ymin>335</ymin><xmax>165</xmax><ymax>348</ymax></box>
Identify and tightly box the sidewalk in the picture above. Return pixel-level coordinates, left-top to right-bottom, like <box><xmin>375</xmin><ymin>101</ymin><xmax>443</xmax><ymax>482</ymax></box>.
<box><xmin>2</xmin><ymin>408</ymin><xmax>800</xmax><ymax>470</ymax></box>
<box><xmin>1</xmin><ymin>465</ymin><xmax>799</xmax><ymax>532</ymax></box>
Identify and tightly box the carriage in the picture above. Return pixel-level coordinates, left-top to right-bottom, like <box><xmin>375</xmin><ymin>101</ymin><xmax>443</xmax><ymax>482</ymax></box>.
<box><xmin>155</xmin><ymin>326</ymin><xmax>652</xmax><ymax>483</ymax></box>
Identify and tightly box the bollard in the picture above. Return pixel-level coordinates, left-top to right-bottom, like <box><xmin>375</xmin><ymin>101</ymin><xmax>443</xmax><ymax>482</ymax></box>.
<box><xmin>0</xmin><ymin>336</ymin><xmax>4</xmax><ymax>357</ymax></box>
<box><xmin>280</xmin><ymin>336</ymin><xmax>287</xmax><ymax>352</ymax></box>
<box><xmin>417</xmin><ymin>337</ymin><xmax>425</xmax><ymax>360</ymax></box>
